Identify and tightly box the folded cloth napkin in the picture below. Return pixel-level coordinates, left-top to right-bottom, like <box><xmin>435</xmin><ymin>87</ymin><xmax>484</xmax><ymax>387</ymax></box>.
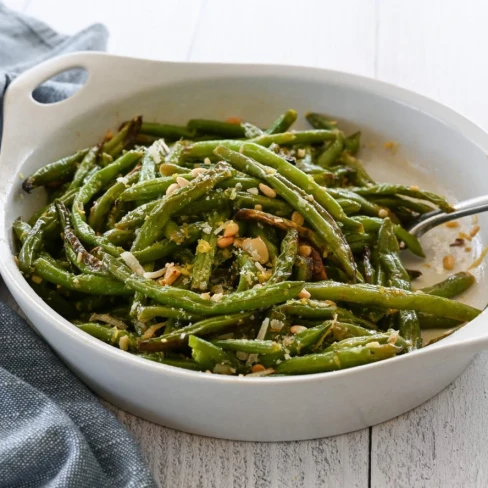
<box><xmin>0</xmin><ymin>4</ymin><xmax>156</xmax><ymax>487</ymax></box>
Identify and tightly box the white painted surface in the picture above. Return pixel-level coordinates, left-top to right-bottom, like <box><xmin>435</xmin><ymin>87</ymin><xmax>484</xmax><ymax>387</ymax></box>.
<box><xmin>3</xmin><ymin>0</ymin><xmax>488</xmax><ymax>485</ymax></box>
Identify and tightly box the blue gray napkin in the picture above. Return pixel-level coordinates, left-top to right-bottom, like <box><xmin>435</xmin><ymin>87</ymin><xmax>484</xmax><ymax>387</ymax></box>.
<box><xmin>0</xmin><ymin>4</ymin><xmax>156</xmax><ymax>487</ymax></box>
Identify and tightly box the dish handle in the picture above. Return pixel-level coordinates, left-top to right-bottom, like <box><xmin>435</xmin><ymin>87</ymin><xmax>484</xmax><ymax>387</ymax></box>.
<box><xmin>4</xmin><ymin>51</ymin><xmax>112</xmax><ymax>122</ymax></box>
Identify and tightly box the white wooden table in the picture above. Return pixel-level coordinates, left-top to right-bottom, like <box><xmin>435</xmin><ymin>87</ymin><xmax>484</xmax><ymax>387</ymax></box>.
<box><xmin>4</xmin><ymin>1</ymin><xmax>488</xmax><ymax>486</ymax></box>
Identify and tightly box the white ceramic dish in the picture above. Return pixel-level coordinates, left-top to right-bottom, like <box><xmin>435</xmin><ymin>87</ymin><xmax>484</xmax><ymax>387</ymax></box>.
<box><xmin>1</xmin><ymin>52</ymin><xmax>488</xmax><ymax>442</ymax></box>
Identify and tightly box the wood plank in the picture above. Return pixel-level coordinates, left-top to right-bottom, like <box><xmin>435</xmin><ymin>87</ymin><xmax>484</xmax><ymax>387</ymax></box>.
<box><xmin>104</xmin><ymin>402</ymin><xmax>370</xmax><ymax>488</ymax></box>
<box><xmin>188</xmin><ymin>0</ymin><xmax>377</xmax><ymax>77</ymax></box>
<box><xmin>371</xmin><ymin>352</ymin><xmax>488</xmax><ymax>487</ymax></box>
<box><xmin>23</xmin><ymin>0</ymin><xmax>204</xmax><ymax>61</ymax></box>
<box><xmin>373</xmin><ymin>1</ymin><xmax>488</xmax><ymax>485</ymax></box>
<box><xmin>376</xmin><ymin>0</ymin><xmax>488</xmax><ymax>131</ymax></box>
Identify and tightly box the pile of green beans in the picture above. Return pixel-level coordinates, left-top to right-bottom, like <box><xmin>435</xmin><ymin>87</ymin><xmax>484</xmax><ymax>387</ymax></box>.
<box><xmin>14</xmin><ymin>112</ymin><xmax>481</xmax><ymax>376</ymax></box>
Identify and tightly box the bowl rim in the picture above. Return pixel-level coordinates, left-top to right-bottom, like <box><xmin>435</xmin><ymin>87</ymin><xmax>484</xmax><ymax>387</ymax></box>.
<box><xmin>1</xmin><ymin>52</ymin><xmax>488</xmax><ymax>385</ymax></box>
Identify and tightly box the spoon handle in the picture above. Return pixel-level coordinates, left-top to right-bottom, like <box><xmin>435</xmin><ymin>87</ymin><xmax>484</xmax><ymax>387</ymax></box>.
<box><xmin>408</xmin><ymin>195</ymin><xmax>488</xmax><ymax>237</ymax></box>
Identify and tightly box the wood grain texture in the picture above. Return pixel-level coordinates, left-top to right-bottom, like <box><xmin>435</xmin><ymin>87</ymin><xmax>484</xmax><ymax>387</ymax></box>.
<box><xmin>371</xmin><ymin>352</ymin><xmax>488</xmax><ymax>488</ymax></box>
<box><xmin>103</xmin><ymin>402</ymin><xmax>369</xmax><ymax>488</ymax></box>
<box><xmin>377</xmin><ymin>0</ymin><xmax>488</xmax><ymax>131</ymax></box>
<box><xmin>189</xmin><ymin>0</ymin><xmax>376</xmax><ymax>76</ymax></box>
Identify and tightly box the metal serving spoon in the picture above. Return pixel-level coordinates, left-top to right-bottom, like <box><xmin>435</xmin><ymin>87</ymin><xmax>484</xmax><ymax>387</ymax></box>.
<box><xmin>408</xmin><ymin>195</ymin><xmax>488</xmax><ymax>237</ymax></box>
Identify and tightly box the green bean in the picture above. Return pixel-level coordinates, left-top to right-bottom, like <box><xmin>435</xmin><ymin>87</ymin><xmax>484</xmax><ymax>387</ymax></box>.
<box><xmin>420</xmin><ymin>272</ymin><xmax>475</xmax><ymax>298</ymax></box>
<box><xmin>232</xmin><ymin>191</ymin><xmax>292</xmax><ymax>217</ymax></box>
<box><xmin>72</xmin><ymin>150</ymin><xmax>142</xmax><ymax>253</ymax></box>
<box><xmin>104</xmin><ymin>228</ymin><xmax>134</xmax><ymax>246</ymax></box>
<box><xmin>88</xmin><ymin>169</ymin><xmax>140</xmax><ymax>232</ymax></box>
<box><xmin>140</xmin><ymin>353</ymin><xmax>203</xmax><ymax>371</ymax></box>
<box><xmin>329</xmin><ymin>322</ymin><xmax>378</xmax><ymax>341</ymax></box>
<box><xmin>340</xmin><ymin>152</ymin><xmax>375</xmax><ymax>187</ymax></box>
<box><xmin>182</xmin><ymin>133</ymin><xmax>296</xmax><ymax>160</ymax></box>
<box><xmin>187</xmin><ymin>119</ymin><xmax>247</xmax><ymax>138</ymax></box>
<box><xmin>140</xmin><ymin>139</ymin><xmax>169</xmax><ymax>182</ymax></box>
<box><xmin>215</xmin><ymin>146</ymin><xmax>358</xmax><ymax>281</ymax></box>
<box><xmin>55</xmin><ymin>200</ymin><xmax>108</xmax><ymax>276</ymax></box>
<box><xmin>351</xmin><ymin>215</ymin><xmax>424</xmax><ymax>257</ymax></box>
<box><xmin>378</xmin><ymin>218</ymin><xmax>421</xmax><ymax>350</ymax></box>
<box><xmin>327</xmin><ymin>188</ymin><xmax>386</xmax><ymax>217</ymax></box>
<box><xmin>276</xmin><ymin>343</ymin><xmax>401</xmax><ymax>375</ymax></box>
<box><xmin>305</xmin><ymin>281</ymin><xmax>480</xmax><ymax>322</ymax></box>
<box><xmin>103</xmin><ymin>116</ymin><xmax>142</xmax><ymax>157</ymax></box>
<box><xmin>305</xmin><ymin>112</ymin><xmax>337</xmax><ymax>131</ymax></box>
<box><xmin>344</xmin><ymin>131</ymin><xmax>361</xmax><ymax>155</ymax></box>
<box><xmin>104</xmin><ymin>252</ymin><xmax>303</xmax><ymax>315</ymax></box>
<box><xmin>119</xmin><ymin>173</ymin><xmax>192</xmax><ymax>202</ymax></box>
<box><xmin>323</xmin><ymin>331</ymin><xmax>409</xmax><ymax>353</ymax></box>
<box><xmin>69</xmin><ymin>145</ymin><xmax>101</xmax><ymax>190</ymax></box>
<box><xmin>240</xmin><ymin>143</ymin><xmax>361</xmax><ymax>230</ymax></box>
<box><xmin>294</xmin><ymin>255</ymin><xmax>313</xmax><ymax>281</ymax></box>
<box><xmin>236</xmin><ymin>252</ymin><xmax>259</xmax><ymax>292</ymax></box>
<box><xmin>317</xmin><ymin>132</ymin><xmax>344</xmax><ymax>167</ymax></box>
<box><xmin>191</xmin><ymin>211</ymin><xmax>225</xmax><ymax>291</ymax></box>
<box><xmin>131</xmin><ymin>162</ymin><xmax>233</xmax><ymax>251</ymax></box>
<box><xmin>115</xmin><ymin>199</ymin><xmax>160</xmax><ymax>230</ymax></box>
<box><xmin>354</xmin><ymin>184</ymin><xmax>454</xmax><ymax>212</ymax></box>
<box><xmin>139</xmin><ymin>312</ymin><xmax>255</xmax><ymax>352</ymax></box>
<box><xmin>268</xmin><ymin>229</ymin><xmax>298</xmax><ymax>284</ymax></box>
<box><xmin>131</xmin><ymin>224</ymin><xmax>200</xmax><ymax>264</ymax></box>
<box><xmin>159</xmin><ymin>162</ymin><xmax>189</xmax><ymax>176</ymax></box>
<box><xmin>137</xmin><ymin>306</ymin><xmax>202</xmax><ymax>323</ymax></box>
<box><xmin>29</xmin><ymin>280</ymin><xmax>77</xmax><ymax>319</ymax></box>
<box><xmin>366</xmin><ymin>196</ymin><xmax>434</xmax><ymax>215</ymax></box>
<box><xmin>265</xmin><ymin>109</ymin><xmax>297</xmax><ymax>134</ymax></box>
<box><xmin>189</xmin><ymin>335</ymin><xmax>238</xmax><ymax>372</ymax></box>
<box><xmin>140</xmin><ymin>122</ymin><xmax>195</xmax><ymax>140</ymax></box>
<box><xmin>212</xmin><ymin>339</ymin><xmax>282</xmax><ymax>355</ymax></box>
<box><xmin>417</xmin><ymin>314</ymin><xmax>462</xmax><ymax>329</ymax></box>
<box><xmin>76</xmin><ymin>323</ymin><xmax>138</xmax><ymax>351</ymax></box>
<box><xmin>34</xmin><ymin>257</ymin><xmax>131</xmax><ymax>295</ymax></box>
<box><xmin>13</xmin><ymin>218</ymin><xmax>31</xmax><ymax>244</ymax></box>
<box><xmin>22</xmin><ymin>149</ymin><xmax>88</xmax><ymax>193</ymax></box>
<box><xmin>276</xmin><ymin>299</ymin><xmax>378</xmax><ymax>329</ymax></box>
<box><xmin>234</xmin><ymin>209</ymin><xmax>326</xmax><ymax>254</ymax></box>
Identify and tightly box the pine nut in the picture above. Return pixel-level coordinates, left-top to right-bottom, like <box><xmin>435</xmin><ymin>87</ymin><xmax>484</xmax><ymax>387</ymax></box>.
<box><xmin>378</xmin><ymin>208</ymin><xmax>389</xmax><ymax>218</ymax></box>
<box><xmin>290</xmin><ymin>325</ymin><xmax>307</xmax><ymax>335</ymax></box>
<box><xmin>251</xmin><ymin>364</ymin><xmax>266</xmax><ymax>373</ymax></box>
<box><xmin>242</xmin><ymin>237</ymin><xmax>269</xmax><ymax>264</ymax></box>
<box><xmin>191</xmin><ymin>167</ymin><xmax>207</xmax><ymax>177</ymax></box>
<box><xmin>217</xmin><ymin>236</ymin><xmax>234</xmax><ymax>248</ymax></box>
<box><xmin>291</xmin><ymin>211</ymin><xmax>305</xmax><ymax>226</ymax></box>
<box><xmin>166</xmin><ymin>183</ymin><xmax>180</xmax><ymax>196</ymax></box>
<box><xmin>176</xmin><ymin>176</ymin><xmax>190</xmax><ymax>187</ymax></box>
<box><xmin>443</xmin><ymin>255</ymin><xmax>455</xmax><ymax>270</ymax></box>
<box><xmin>223</xmin><ymin>221</ymin><xmax>239</xmax><ymax>237</ymax></box>
<box><xmin>298</xmin><ymin>288</ymin><xmax>311</xmax><ymax>299</ymax></box>
<box><xmin>258</xmin><ymin>183</ymin><xmax>276</xmax><ymax>198</ymax></box>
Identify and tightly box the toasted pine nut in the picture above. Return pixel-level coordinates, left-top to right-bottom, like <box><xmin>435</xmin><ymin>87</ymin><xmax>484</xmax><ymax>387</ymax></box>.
<box><xmin>299</xmin><ymin>244</ymin><xmax>312</xmax><ymax>257</ymax></box>
<box><xmin>470</xmin><ymin>225</ymin><xmax>480</xmax><ymax>238</ymax></box>
<box><xmin>176</xmin><ymin>176</ymin><xmax>190</xmax><ymax>187</ymax></box>
<box><xmin>443</xmin><ymin>255</ymin><xmax>455</xmax><ymax>270</ymax></box>
<box><xmin>290</xmin><ymin>325</ymin><xmax>307</xmax><ymax>334</ymax></box>
<box><xmin>291</xmin><ymin>211</ymin><xmax>305</xmax><ymax>226</ymax></box>
<box><xmin>224</xmin><ymin>221</ymin><xmax>239</xmax><ymax>237</ymax></box>
<box><xmin>254</xmin><ymin>204</ymin><xmax>263</xmax><ymax>211</ymax></box>
<box><xmin>298</xmin><ymin>288</ymin><xmax>311</xmax><ymax>299</ymax></box>
<box><xmin>445</xmin><ymin>221</ymin><xmax>459</xmax><ymax>228</ymax></box>
<box><xmin>118</xmin><ymin>335</ymin><xmax>129</xmax><ymax>351</ymax></box>
<box><xmin>251</xmin><ymin>364</ymin><xmax>266</xmax><ymax>373</ymax></box>
<box><xmin>378</xmin><ymin>208</ymin><xmax>389</xmax><ymax>218</ymax></box>
<box><xmin>297</xmin><ymin>148</ymin><xmax>306</xmax><ymax>158</ymax></box>
<box><xmin>258</xmin><ymin>183</ymin><xmax>276</xmax><ymax>198</ymax></box>
<box><xmin>166</xmin><ymin>183</ymin><xmax>180</xmax><ymax>196</ymax></box>
<box><xmin>160</xmin><ymin>266</ymin><xmax>181</xmax><ymax>285</ymax></box>
<box><xmin>191</xmin><ymin>167</ymin><xmax>207</xmax><ymax>177</ymax></box>
<box><xmin>217</xmin><ymin>236</ymin><xmax>234</xmax><ymax>248</ymax></box>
